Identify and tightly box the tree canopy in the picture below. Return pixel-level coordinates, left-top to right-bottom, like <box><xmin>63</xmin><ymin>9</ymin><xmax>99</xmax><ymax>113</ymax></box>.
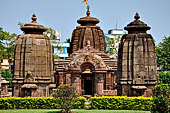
<box><xmin>0</xmin><ymin>27</ymin><xmax>17</xmax><ymax>59</ymax></box>
<box><xmin>105</xmin><ymin>35</ymin><xmax>121</xmax><ymax>58</ymax></box>
<box><xmin>156</xmin><ymin>36</ymin><xmax>170</xmax><ymax>71</ymax></box>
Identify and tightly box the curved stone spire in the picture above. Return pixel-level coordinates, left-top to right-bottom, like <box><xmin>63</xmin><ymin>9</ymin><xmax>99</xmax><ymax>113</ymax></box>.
<box><xmin>124</xmin><ymin>12</ymin><xmax>150</xmax><ymax>33</ymax></box>
<box><xmin>117</xmin><ymin>13</ymin><xmax>158</xmax><ymax>97</ymax></box>
<box><xmin>13</xmin><ymin>14</ymin><xmax>53</xmax><ymax>97</ymax></box>
<box><xmin>21</xmin><ymin>13</ymin><xmax>47</xmax><ymax>34</ymax></box>
<box><xmin>70</xmin><ymin>8</ymin><xmax>106</xmax><ymax>54</ymax></box>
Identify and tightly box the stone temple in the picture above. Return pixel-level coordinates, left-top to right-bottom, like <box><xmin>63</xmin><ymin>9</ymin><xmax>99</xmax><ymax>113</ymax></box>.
<box><xmin>117</xmin><ymin>13</ymin><xmax>158</xmax><ymax>97</ymax></box>
<box><xmin>54</xmin><ymin>8</ymin><xmax>117</xmax><ymax>96</ymax></box>
<box><xmin>13</xmin><ymin>14</ymin><xmax>54</xmax><ymax>97</ymax></box>
<box><xmin>13</xmin><ymin>10</ymin><xmax>158</xmax><ymax>97</ymax></box>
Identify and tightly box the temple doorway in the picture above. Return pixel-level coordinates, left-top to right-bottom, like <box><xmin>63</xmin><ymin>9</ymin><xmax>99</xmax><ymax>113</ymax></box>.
<box><xmin>81</xmin><ymin>74</ymin><xmax>94</xmax><ymax>96</ymax></box>
<box><xmin>84</xmin><ymin>79</ymin><xmax>93</xmax><ymax>95</ymax></box>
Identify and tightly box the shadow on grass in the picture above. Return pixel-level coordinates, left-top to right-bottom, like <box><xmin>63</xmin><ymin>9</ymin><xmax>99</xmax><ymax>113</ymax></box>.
<box><xmin>48</xmin><ymin>111</ymin><xmax>77</xmax><ymax>113</ymax></box>
<box><xmin>47</xmin><ymin>111</ymin><xmax>61</xmax><ymax>113</ymax></box>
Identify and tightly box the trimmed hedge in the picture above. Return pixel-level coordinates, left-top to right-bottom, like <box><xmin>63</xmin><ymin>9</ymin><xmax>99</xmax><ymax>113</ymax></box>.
<box><xmin>89</xmin><ymin>96</ymin><xmax>153</xmax><ymax>111</ymax></box>
<box><xmin>0</xmin><ymin>96</ymin><xmax>154</xmax><ymax>111</ymax></box>
<box><xmin>0</xmin><ymin>97</ymin><xmax>86</xmax><ymax>109</ymax></box>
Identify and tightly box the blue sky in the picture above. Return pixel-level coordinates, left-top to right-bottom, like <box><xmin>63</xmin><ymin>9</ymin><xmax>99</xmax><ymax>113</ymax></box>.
<box><xmin>0</xmin><ymin>0</ymin><xmax>170</xmax><ymax>45</ymax></box>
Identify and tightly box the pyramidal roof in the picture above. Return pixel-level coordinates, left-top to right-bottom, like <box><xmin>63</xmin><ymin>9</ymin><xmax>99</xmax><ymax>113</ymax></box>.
<box><xmin>124</xmin><ymin>12</ymin><xmax>151</xmax><ymax>32</ymax></box>
<box><xmin>21</xmin><ymin>14</ymin><xmax>47</xmax><ymax>34</ymax></box>
<box><xmin>77</xmin><ymin>7</ymin><xmax>100</xmax><ymax>26</ymax></box>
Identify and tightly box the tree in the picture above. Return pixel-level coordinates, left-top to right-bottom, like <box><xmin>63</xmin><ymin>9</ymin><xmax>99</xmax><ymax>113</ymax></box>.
<box><xmin>105</xmin><ymin>36</ymin><xmax>121</xmax><ymax>58</ymax></box>
<box><xmin>18</xmin><ymin>22</ymin><xmax>25</xmax><ymax>28</ymax></box>
<box><xmin>18</xmin><ymin>22</ymin><xmax>62</xmax><ymax>59</ymax></box>
<box><xmin>18</xmin><ymin>22</ymin><xmax>60</xmax><ymax>41</ymax></box>
<box><xmin>152</xmin><ymin>84</ymin><xmax>170</xmax><ymax>113</ymax></box>
<box><xmin>0</xmin><ymin>27</ymin><xmax>17</xmax><ymax>59</ymax></box>
<box><xmin>156</xmin><ymin>36</ymin><xmax>170</xmax><ymax>71</ymax></box>
<box><xmin>1</xmin><ymin>69</ymin><xmax>12</xmax><ymax>84</ymax></box>
<box><xmin>54</xmin><ymin>84</ymin><xmax>78</xmax><ymax>113</ymax></box>
<box><xmin>53</xmin><ymin>54</ymin><xmax>60</xmax><ymax>59</ymax></box>
<box><xmin>158</xmin><ymin>71</ymin><xmax>170</xmax><ymax>84</ymax></box>
<box><xmin>44</xmin><ymin>28</ymin><xmax>61</xmax><ymax>40</ymax></box>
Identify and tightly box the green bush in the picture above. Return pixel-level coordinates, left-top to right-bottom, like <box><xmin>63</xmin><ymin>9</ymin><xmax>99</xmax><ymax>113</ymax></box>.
<box><xmin>152</xmin><ymin>84</ymin><xmax>170</xmax><ymax>113</ymax></box>
<box><xmin>158</xmin><ymin>71</ymin><xmax>170</xmax><ymax>84</ymax></box>
<box><xmin>54</xmin><ymin>85</ymin><xmax>78</xmax><ymax>113</ymax></box>
<box><xmin>73</xmin><ymin>97</ymin><xmax>87</xmax><ymax>109</ymax></box>
<box><xmin>1</xmin><ymin>69</ymin><xmax>12</xmax><ymax>84</ymax></box>
<box><xmin>89</xmin><ymin>96</ymin><xmax>153</xmax><ymax>111</ymax></box>
<box><xmin>0</xmin><ymin>96</ymin><xmax>161</xmax><ymax>111</ymax></box>
<box><xmin>0</xmin><ymin>97</ymin><xmax>86</xmax><ymax>109</ymax></box>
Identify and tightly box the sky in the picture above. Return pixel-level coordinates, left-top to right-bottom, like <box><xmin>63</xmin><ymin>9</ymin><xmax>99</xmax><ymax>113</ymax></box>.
<box><xmin>0</xmin><ymin>0</ymin><xmax>170</xmax><ymax>45</ymax></box>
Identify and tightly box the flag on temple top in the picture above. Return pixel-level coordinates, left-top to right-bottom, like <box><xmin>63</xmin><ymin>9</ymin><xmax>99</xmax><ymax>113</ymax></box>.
<box><xmin>82</xmin><ymin>0</ymin><xmax>88</xmax><ymax>6</ymax></box>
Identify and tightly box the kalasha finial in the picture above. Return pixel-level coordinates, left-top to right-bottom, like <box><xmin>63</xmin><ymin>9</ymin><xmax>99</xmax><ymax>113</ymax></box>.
<box><xmin>86</xmin><ymin>5</ymin><xmax>90</xmax><ymax>16</ymax></box>
<box><xmin>32</xmin><ymin>13</ymin><xmax>37</xmax><ymax>23</ymax></box>
<box><xmin>134</xmin><ymin>12</ymin><xmax>140</xmax><ymax>20</ymax></box>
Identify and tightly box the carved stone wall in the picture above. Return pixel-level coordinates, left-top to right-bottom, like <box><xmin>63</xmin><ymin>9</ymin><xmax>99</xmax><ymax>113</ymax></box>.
<box><xmin>55</xmin><ymin>9</ymin><xmax>117</xmax><ymax>96</ymax></box>
<box><xmin>117</xmin><ymin>13</ymin><xmax>158</xmax><ymax>97</ymax></box>
<box><xmin>13</xmin><ymin>14</ymin><xmax>54</xmax><ymax>97</ymax></box>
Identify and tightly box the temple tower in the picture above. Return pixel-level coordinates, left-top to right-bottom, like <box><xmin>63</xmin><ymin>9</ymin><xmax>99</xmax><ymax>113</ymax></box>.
<box><xmin>13</xmin><ymin>14</ymin><xmax>54</xmax><ymax>97</ymax></box>
<box><xmin>55</xmin><ymin>9</ymin><xmax>117</xmax><ymax>96</ymax></box>
<box><xmin>70</xmin><ymin>8</ymin><xmax>106</xmax><ymax>54</ymax></box>
<box><xmin>117</xmin><ymin>13</ymin><xmax>158</xmax><ymax>96</ymax></box>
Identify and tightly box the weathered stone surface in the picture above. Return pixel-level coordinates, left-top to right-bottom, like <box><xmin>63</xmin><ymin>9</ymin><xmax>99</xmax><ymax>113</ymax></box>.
<box><xmin>54</xmin><ymin>9</ymin><xmax>117</xmax><ymax>96</ymax></box>
<box><xmin>70</xmin><ymin>9</ymin><xmax>106</xmax><ymax>54</ymax></box>
<box><xmin>13</xmin><ymin>14</ymin><xmax>54</xmax><ymax>97</ymax></box>
<box><xmin>117</xmin><ymin>13</ymin><xmax>158</xmax><ymax>97</ymax></box>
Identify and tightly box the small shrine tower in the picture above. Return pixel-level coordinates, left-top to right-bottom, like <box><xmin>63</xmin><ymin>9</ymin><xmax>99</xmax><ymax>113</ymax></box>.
<box><xmin>13</xmin><ymin>14</ymin><xmax>54</xmax><ymax>97</ymax></box>
<box><xmin>117</xmin><ymin>13</ymin><xmax>158</xmax><ymax>96</ymax></box>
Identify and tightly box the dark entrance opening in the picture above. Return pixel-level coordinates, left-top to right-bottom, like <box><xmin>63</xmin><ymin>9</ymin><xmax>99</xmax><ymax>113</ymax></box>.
<box><xmin>81</xmin><ymin>74</ymin><xmax>94</xmax><ymax>96</ymax></box>
<box><xmin>84</xmin><ymin>79</ymin><xmax>93</xmax><ymax>95</ymax></box>
<box><xmin>81</xmin><ymin>62</ymin><xmax>95</xmax><ymax>96</ymax></box>
<box><xmin>23</xmin><ymin>89</ymin><xmax>32</xmax><ymax>97</ymax></box>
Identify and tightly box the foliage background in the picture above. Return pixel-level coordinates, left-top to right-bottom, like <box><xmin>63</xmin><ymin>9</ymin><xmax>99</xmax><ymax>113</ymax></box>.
<box><xmin>0</xmin><ymin>27</ymin><xmax>16</xmax><ymax>59</ymax></box>
<box><xmin>152</xmin><ymin>84</ymin><xmax>170</xmax><ymax>113</ymax></box>
<box><xmin>156</xmin><ymin>36</ymin><xmax>170</xmax><ymax>71</ymax></box>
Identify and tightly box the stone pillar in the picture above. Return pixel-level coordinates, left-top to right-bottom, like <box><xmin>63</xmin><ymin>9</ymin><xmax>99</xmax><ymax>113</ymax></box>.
<box><xmin>121</xmin><ymin>85</ymin><xmax>130</xmax><ymax>96</ymax></box>
<box><xmin>59</xmin><ymin>72</ymin><xmax>64</xmax><ymax>85</ymax></box>
<box><xmin>66</xmin><ymin>74</ymin><xmax>71</xmax><ymax>84</ymax></box>
<box><xmin>95</xmin><ymin>74</ymin><xmax>104</xmax><ymax>96</ymax></box>
<box><xmin>13</xmin><ymin>84</ymin><xmax>22</xmax><ymax>97</ymax></box>
<box><xmin>71</xmin><ymin>74</ymin><xmax>81</xmax><ymax>95</ymax></box>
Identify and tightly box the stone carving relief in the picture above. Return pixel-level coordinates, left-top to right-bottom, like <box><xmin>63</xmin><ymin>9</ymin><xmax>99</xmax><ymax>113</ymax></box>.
<box><xmin>68</xmin><ymin>53</ymin><xmax>107</xmax><ymax>71</ymax></box>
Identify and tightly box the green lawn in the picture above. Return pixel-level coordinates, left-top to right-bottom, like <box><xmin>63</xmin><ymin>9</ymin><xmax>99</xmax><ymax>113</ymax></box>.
<box><xmin>0</xmin><ymin>109</ymin><xmax>151</xmax><ymax>113</ymax></box>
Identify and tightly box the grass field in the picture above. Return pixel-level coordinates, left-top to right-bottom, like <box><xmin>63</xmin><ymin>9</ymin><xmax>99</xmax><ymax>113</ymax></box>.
<box><xmin>0</xmin><ymin>109</ymin><xmax>151</xmax><ymax>113</ymax></box>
